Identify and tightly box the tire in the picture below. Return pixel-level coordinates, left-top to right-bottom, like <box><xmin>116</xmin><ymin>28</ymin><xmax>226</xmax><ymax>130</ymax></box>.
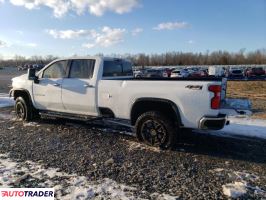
<box><xmin>135</xmin><ymin>111</ymin><xmax>177</xmax><ymax>149</ymax></box>
<box><xmin>15</xmin><ymin>97</ymin><xmax>33</xmax><ymax>121</ymax></box>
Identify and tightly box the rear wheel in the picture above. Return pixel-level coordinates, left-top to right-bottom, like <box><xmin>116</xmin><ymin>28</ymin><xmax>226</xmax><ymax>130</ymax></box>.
<box><xmin>135</xmin><ymin>111</ymin><xmax>177</xmax><ymax>149</ymax></box>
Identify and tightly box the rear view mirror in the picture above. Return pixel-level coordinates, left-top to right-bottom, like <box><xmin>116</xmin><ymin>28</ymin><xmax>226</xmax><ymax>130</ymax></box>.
<box><xmin>28</xmin><ymin>68</ymin><xmax>39</xmax><ymax>83</ymax></box>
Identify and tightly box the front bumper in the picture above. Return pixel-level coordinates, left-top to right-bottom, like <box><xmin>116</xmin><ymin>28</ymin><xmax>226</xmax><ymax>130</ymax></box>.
<box><xmin>199</xmin><ymin>114</ymin><xmax>227</xmax><ymax>130</ymax></box>
<box><xmin>9</xmin><ymin>89</ymin><xmax>14</xmax><ymax>97</ymax></box>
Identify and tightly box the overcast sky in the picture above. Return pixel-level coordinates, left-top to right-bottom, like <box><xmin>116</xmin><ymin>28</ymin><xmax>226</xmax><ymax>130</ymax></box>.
<box><xmin>0</xmin><ymin>0</ymin><xmax>265</xmax><ymax>59</ymax></box>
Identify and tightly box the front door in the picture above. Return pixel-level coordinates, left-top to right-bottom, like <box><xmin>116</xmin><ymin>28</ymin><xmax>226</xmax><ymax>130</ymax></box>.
<box><xmin>32</xmin><ymin>60</ymin><xmax>68</xmax><ymax>112</ymax></box>
<box><xmin>61</xmin><ymin>59</ymin><xmax>97</xmax><ymax>116</ymax></box>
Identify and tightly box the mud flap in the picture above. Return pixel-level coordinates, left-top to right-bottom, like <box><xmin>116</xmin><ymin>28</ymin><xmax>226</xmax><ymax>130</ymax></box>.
<box><xmin>220</xmin><ymin>98</ymin><xmax>252</xmax><ymax>116</ymax></box>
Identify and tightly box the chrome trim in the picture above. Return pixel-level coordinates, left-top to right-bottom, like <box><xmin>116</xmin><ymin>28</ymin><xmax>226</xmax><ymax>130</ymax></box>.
<box><xmin>199</xmin><ymin>116</ymin><xmax>226</xmax><ymax>130</ymax></box>
<box><xmin>9</xmin><ymin>89</ymin><xmax>14</xmax><ymax>97</ymax></box>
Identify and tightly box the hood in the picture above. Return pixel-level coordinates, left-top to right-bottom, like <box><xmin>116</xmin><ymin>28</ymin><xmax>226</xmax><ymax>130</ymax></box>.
<box><xmin>12</xmin><ymin>73</ymin><xmax>28</xmax><ymax>82</ymax></box>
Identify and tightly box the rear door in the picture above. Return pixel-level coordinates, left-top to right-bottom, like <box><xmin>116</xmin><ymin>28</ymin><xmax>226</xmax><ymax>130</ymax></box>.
<box><xmin>32</xmin><ymin>60</ymin><xmax>68</xmax><ymax>112</ymax></box>
<box><xmin>61</xmin><ymin>59</ymin><xmax>98</xmax><ymax>116</ymax></box>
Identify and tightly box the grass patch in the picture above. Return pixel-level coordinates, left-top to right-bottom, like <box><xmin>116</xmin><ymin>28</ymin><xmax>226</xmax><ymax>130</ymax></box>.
<box><xmin>227</xmin><ymin>81</ymin><xmax>266</xmax><ymax>119</ymax></box>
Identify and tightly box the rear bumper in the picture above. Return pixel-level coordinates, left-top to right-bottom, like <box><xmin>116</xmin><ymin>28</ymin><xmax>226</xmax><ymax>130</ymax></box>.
<box><xmin>199</xmin><ymin>114</ymin><xmax>227</xmax><ymax>130</ymax></box>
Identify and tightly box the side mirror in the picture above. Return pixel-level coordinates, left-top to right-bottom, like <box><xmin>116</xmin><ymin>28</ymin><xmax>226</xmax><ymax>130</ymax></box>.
<box><xmin>28</xmin><ymin>68</ymin><xmax>39</xmax><ymax>83</ymax></box>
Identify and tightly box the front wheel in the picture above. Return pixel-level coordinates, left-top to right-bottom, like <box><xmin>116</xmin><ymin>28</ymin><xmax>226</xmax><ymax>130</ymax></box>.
<box><xmin>135</xmin><ymin>111</ymin><xmax>177</xmax><ymax>149</ymax></box>
<box><xmin>15</xmin><ymin>97</ymin><xmax>33</xmax><ymax>121</ymax></box>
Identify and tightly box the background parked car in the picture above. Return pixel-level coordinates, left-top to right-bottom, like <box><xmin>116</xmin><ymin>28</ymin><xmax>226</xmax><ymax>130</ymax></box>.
<box><xmin>226</xmin><ymin>67</ymin><xmax>244</xmax><ymax>79</ymax></box>
<box><xmin>189</xmin><ymin>70</ymin><xmax>209</xmax><ymax>78</ymax></box>
<box><xmin>159</xmin><ymin>68</ymin><xmax>169</xmax><ymax>77</ymax></box>
<box><xmin>245</xmin><ymin>67</ymin><xmax>265</xmax><ymax>78</ymax></box>
<box><xmin>133</xmin><ymin>70</ymin><xmax>144</xmax><ymax>78</ymax></box>
<box><xmin>33</xmin><ymin>64</ymin><xmax>45</xmax><ymax>71</ymax></box>
<box><xmin>185</xmin><ymin>67</ymin><xmax>200</xmax><ymax>75</ymax></box>
<box><xmin>17</xmin><ymin>65</ymin><xmax>26</xmax><ymax>71</ymax></box>
<box><xmin>144</xmin><ymin>69</ymin><xmax>167</xmax><ymax>78</ymax></box>
<box><xmin>165</xmin><ymin>68</ymin><xmax>176</xmax><ymax>77</ymax></box>
<box><xmin>171</xmin><ymin>69</ymin><xmax>189</xmax><ymax>78</ymax></box>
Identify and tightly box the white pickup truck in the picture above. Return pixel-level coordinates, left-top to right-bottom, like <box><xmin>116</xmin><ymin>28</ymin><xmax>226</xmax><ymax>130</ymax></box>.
<box><xmin>10</xmin><ymin>57</ymin><xmax>251</xmax><ymax>149</ymax></box>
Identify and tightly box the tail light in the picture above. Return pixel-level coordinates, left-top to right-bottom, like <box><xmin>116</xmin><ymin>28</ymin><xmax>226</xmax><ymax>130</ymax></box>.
<box><xmin>208</xmin><ymin>85</ymin><xmax>221</xmax><ymax>109</ymax></box>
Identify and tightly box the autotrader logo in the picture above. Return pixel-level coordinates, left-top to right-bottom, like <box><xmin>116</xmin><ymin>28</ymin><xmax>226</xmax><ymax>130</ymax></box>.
<box><xmin>0</xmin><ymin>188</ymin><xmax>54</xmax><ymax>200</ymax></box>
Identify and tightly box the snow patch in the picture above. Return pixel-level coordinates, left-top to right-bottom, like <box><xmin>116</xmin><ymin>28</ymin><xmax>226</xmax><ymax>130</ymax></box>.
<box><xmin>0</xmin><ymin>95</ymin><xmax>14</xmax><ymax>108</ymax></box>
<box><xmin>222</xmin><ymin>181</ymin><xmax>247</xmax><ymax>198</ymax></box>
<box><xmin>209</xmin><ymin>168</ymin><xmax>224</xmax><ymax>173</ymax></box>
<box><xmin>150</xmin><ymin>193</ymin><xmax>178</xmax><ymax>200</ymax></box>
<box><xmin>234</xmin><ymin>171</ymin><xmax>259</xmax><ymax>182</ymax></box>
<box><xmin>0</xmin><ymin>153</ymin><xmax>176</xmax><ymax>199</ymax></box>
<box><xmin>229</xmin><ymin>116</ymin><xmax>266</xmax><ymax>128</ymax></box>
<box><xmin>124</xmin><ymin>140</ymin><xmax>161</xmax><ymax>153</ymax></box>
<box><xmin>206</xmin><ymin>116</ymin><xmax>266</xmax><ymax>140</ymax></box>
<box><xmin>219</xmin><ymin>169</ymin><xmax>266</xmax><ymax>199</ymax></box>
<box><xmin>7</xmin><ymin>126</ymin><xmax>15</xmax><ymax>130</ymax></box>
<box><xmin>23</xmin><ymin>122</ymin><xmax>40</xmax><ymax>127</ymax></box>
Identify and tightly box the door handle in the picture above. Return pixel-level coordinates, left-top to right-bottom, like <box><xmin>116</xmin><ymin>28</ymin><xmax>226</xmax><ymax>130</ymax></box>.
<box><xmin>84</xmin><ymin>84</ymin><xmax>93</xmax><ymax>88</ymax></box>
<box><xmin>53</xmin><ymin>83</ymin><xmax>60</xmax><ymax>87</ymax></box>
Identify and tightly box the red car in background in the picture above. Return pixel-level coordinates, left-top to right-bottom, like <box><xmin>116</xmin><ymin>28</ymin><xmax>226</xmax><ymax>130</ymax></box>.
<box><xmin>245</xmin><ymin>67</ymin><xmax>265</xmax><ymax>77</ymax></box>
<box><xmin>189</xmin><ymin>70</ymin><xmax>209</xmax><ymax>78</ymax></box>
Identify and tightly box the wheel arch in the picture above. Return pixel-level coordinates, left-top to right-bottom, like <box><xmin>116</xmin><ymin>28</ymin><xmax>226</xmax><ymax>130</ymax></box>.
<box><xmin>130</xmin><ymin>98</ymin><xmax>183</xmax><ymax>127</ymax></box>
<box><xmin>11</xmin><ymin>89</ymin><xmax>33</xmax><ymax>105</ymax></box>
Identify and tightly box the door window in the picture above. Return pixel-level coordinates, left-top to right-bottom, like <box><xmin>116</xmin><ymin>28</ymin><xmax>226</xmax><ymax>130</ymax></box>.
<box><xmin>42</xmin><ymin>60</ymin><xmax>68</xmax><ymax>78</ymax></box>
<box><xmin>69</xmin><ymin>59</ymin><xmax>95</xmax><ymax>79</ymax></box>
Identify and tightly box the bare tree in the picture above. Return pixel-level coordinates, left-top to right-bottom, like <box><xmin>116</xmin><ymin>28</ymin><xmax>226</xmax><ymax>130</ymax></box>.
<box><xmin>0</xmin><ymin>49</ymin><xmax>266</xmax><ymax>68</ymax></box>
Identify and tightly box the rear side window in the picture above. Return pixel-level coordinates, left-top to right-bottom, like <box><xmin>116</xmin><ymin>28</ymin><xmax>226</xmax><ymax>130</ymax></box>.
<box><xmin>43</xmin><ymin>60</ymin><xmax>68</xmax><ymax>78</ymax></box>
<box><xmin>123</xmin><ymin>62</ymin><xmax>133</xmax><ymax>76</ymax></box>
<box><xmin>69</xmin><ymin>59</ymin><xmax>95</xmax><ymax>79</ymax></box>
<box><xmin>103</xmin><ymin>60</ymin><xmax>133</xmax><ymax>77</ymax></box>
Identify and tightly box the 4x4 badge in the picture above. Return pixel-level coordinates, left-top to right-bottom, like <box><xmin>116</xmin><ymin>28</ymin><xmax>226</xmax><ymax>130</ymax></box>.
<box><xmin>185</xmin><ymin>85</ymin><xmax>203</xmax><ymax>90</ymax></box>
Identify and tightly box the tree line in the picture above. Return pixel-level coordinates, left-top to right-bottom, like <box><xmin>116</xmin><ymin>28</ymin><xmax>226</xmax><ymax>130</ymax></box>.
<box><xmin>0</xmin><ymin>49</ymin><xmax>266</xmax><ymax>67</ymax></box>
<box><xmin>127</xmin><ymin>49</ymin><xmax>266</xmax><ymax>66</ymax></box>
<box><xmin>0</xmin><ymin>55</ymin><xmax>58</xmax><ymax>68</ymax></box>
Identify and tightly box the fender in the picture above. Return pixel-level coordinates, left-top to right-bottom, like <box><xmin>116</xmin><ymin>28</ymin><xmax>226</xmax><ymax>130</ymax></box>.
<box><xmin>10</xmin><ymin>88</ymin><xmax>35</xmax><ymax>107</ymax></box>
<box><xmin>130</xmin><ymin>97</ymin><xmax>183</xmax><ymax>126</ymax></box>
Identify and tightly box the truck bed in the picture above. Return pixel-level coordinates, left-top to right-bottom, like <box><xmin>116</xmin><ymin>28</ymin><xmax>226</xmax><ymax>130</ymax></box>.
<box><xmin>104</xmin><ymin>77</ymin><xmax>223</xmax><ymax>81</ymax></box>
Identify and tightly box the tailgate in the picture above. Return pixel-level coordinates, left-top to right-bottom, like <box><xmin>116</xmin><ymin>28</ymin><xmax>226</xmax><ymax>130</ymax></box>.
<box><xmin>220</xmin><ymin>78</ymin><xmax>252</xmax><ymax>116</ymax></box>
<box><xmin>220</xmin><ymin>98</ymin><xmax>252</xmax><ymax>116</ymax></box>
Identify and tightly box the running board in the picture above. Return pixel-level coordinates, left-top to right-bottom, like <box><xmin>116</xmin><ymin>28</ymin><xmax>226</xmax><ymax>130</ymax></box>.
<box><xmin>39</xmin><ymin>111</ymin><xmax>102</xmax><ymax>122</ymax></box>
<box><xmin>104</xmin><ymin>119</ymin><xmax>133</xmax><ymax>128</ymax></box>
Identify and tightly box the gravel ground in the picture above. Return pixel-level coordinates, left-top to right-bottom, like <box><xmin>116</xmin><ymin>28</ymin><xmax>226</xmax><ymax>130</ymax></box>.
<box><xmin>0</xmin><ymin>107</ymin><xmax>265</xmax><ymax>199</ymax></box>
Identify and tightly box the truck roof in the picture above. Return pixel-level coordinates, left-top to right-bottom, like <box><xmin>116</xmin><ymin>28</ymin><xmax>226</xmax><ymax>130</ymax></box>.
<box><xmin>53</xmin><ymin>56</ymin><xmax>128</xmax><ymax>62</ymax></box>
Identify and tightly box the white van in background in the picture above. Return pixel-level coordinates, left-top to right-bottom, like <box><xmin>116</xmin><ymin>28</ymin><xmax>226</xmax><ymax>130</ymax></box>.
<box><xmin>208</xmin><ymin>66</ymin><xmax>225</xmax><ymax>77</ymax></box>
